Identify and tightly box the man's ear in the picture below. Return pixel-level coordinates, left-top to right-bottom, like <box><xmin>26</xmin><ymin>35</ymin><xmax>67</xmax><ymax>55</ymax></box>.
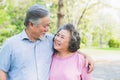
<box><xmin>28</xmin><ymin>22</ymin><xmax>34</xmax><ymax>28</ymax></box>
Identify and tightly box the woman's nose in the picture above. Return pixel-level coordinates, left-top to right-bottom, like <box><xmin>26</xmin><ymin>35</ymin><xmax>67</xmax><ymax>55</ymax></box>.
<box><xmin>55</xmin><ymin>36</ymin><xmax>60</xmax><ymax>41</ymax></box>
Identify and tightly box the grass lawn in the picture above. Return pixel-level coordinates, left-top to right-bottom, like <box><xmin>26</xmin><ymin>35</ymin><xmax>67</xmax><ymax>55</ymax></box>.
<box><xmin>79</xmin><ymin>48</ymin><xmax>120</xmax><ymax>61</ymax></box>
<box><xmin>94</xmin><ymin>47</ymin><xmax>120</xmax><ymax>51</ymax></box>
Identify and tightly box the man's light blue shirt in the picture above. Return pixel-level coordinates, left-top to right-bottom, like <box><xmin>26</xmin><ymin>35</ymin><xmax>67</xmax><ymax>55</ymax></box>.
<box><xmin>0</xmin><ymin>30</ymin><xmax>54</xmax><ymax>80</ymax></box>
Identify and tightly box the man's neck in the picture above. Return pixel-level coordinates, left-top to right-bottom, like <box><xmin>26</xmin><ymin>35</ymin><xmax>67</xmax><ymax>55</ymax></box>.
<box><xmin>25</xmin><ymin>29</ymin><xmax>37</xmax><ymax>42</ymax></box>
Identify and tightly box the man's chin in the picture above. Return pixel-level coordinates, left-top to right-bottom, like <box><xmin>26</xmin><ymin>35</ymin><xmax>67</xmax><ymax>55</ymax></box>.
<box><xmin>39</xmin><ymin>35</ymin><xmax>45</xmax><ymax>40</ymax></box>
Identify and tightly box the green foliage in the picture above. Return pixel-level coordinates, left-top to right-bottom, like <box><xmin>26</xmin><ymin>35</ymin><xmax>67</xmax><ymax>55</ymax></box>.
<box><xmin>0</xmin><ymin>36</ymin><xmax>6</xmax><ymax>45</ymax></box>
<box><xmin>0</xmin><ymin>25</ymin><xmax>16</xmax><ymax>44</ymax></box>
<box><xmin>0</xmin><ymin>1</ymin><xmax>25</xmax><ymax>45</ymax></box>
<box><xmin>0</xmin><ymin>0</ymin><xmax>120</xmax><ymax>49</ymax></box>
<box><xmin>81</xmin><ymin>36</ymin><xmax>86</xmax><ymax>44</ymax></box>
<box><xmin>0</xmin><ymin>0</ymin><xmax>58</xmax><ymax>45</ymax></box>
<box><xmin>92</xmin><ymin>42</ymin><xmax>99</xmax><ymax>47</ymax></box>
<box><xmin>108</xmin><ymin>38</ymin><xmax>120</xmax><ymax>48</ymax></box>
<box><xmin>49</xmin><ymin>1</ymin><xmax>58</xmax><ymax>33</ymax></box>
<box><xmin>0</xmin><ymin>10</ymin><xmax>10</xmax><ymax>25</ymax></box>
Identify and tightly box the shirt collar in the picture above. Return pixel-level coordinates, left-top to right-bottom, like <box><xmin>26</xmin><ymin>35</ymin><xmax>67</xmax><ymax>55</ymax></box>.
<box><xmin>20</xmin><ymin>30</ymin><xmax>29</xmax><ymax>40</ymax></box>
<box><xmin>20</xmin><ymin>30</ymin><xmax>48</xmax><ymax>41</ymax></box>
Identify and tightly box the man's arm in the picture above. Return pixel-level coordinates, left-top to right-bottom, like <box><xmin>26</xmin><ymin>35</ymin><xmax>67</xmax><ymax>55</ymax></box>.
<box><xmin>78</xmin><ymin>51</ymin><xmax>94</xmax><ymax>73</ymax></box>
<box><xmin>0</xmin><ymin>70</ymin><xmax>7</xmax><ymax>80</ymax></box>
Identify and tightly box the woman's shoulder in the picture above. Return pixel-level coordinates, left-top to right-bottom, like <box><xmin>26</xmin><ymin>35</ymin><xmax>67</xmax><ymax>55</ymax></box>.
<box><xmin>76</xmin><ymin>51</ymin><xmax>85</xmax><ymax>59</ymax></box>
<box><xmin>75</xmin><ymin>51</ymin><xmax>86</xmax><ymax>64</ymax></box>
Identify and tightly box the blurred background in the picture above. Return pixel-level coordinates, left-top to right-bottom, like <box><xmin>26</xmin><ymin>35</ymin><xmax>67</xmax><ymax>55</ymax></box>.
<box><xmin>0</xmin><ymin>0</ymin><xmax>120</xmax><ymax>80</ymax></box>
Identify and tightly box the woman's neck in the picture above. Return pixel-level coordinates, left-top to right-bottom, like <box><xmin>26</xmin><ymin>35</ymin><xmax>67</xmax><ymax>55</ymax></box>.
<box><xmin>56</xmin><ymin>51</ymin><xmax>73</xmax><ymax>58</ymax></box>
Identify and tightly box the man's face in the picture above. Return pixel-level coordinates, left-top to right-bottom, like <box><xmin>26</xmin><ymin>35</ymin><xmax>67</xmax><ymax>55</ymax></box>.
<box><xmin>30</xmin><ymin>15</ymin><xmax>50</xmax><ymax>40</ymax></box>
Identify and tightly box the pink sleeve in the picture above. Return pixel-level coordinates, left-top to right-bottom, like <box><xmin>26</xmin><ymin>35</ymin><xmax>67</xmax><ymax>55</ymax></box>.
<box><xmin>81</xmin><ymin>64</ymin><xmax>92</xmax><ymax>80</ymax></box>
<box><xmin>77</xmin><ymin>53</ymin><xmax>92</xmax><ymax>80</ymax></box>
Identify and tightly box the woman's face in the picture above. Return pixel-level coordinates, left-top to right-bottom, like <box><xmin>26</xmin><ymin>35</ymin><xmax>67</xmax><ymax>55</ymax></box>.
<box><xmin>54</xmin><ymin>29</ymin><xmax>71</xmax><ymax>52</ymax></box>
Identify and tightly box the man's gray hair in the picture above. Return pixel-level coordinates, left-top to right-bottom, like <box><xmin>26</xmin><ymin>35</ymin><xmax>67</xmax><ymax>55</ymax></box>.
<box><xmin>24</xmin><ymin>4</ymin><xmax>49</xmax><ymax>27</ymax></box>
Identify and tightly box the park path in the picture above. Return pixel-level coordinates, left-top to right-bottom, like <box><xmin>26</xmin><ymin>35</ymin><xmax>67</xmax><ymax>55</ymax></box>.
<box><xmin>92</xmin><ymin>61</ymin><xmax>120</xmax><ymax>80</ymax></box>
<box><xmin>80</xmin><ymin>49</ymin><xmax>120</xmax><ymax>80</ymax></box>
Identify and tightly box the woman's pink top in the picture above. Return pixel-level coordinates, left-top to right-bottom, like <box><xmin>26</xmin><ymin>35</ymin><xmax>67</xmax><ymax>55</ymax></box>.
<box><xmin>49</xmin><ymin>52</ymin><xmax>91</xmax><ymax>80</ymax></box>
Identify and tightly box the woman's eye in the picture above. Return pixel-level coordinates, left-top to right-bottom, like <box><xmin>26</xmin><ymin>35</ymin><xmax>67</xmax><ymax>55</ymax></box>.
<box><xmin>61</xmin><ymin>36</ymin><xmax>64</xmax><ymax>39</ymax></box>
<box><xmin>56</xmin><ymin>34</ymin><xmax>59</xmax><ymax>36</ymax></box>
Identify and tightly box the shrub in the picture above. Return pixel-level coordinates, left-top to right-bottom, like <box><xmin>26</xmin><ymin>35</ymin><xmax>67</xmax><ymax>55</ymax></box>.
<box><xmin>108</xmin><ymin>38</ymin><xmax>120</xmax><ymax>48</ymax></box>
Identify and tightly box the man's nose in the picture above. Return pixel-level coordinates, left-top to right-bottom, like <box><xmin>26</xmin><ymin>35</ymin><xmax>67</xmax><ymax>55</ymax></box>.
<box><xmin>44</xmin><ymin>27</ymin><xmax>49</xmax><ymax>32</ymax></box>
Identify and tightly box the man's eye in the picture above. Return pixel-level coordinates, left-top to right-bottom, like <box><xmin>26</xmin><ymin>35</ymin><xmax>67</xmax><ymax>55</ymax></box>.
<box><xmin>48</xmin><ymin>24</ymin><xmax>50</xmax><ymax>27</ymax></box>
<box><xmin>43</xmin><ymin>26</ymin><xmax>46</xmax><ymax>28</ymax></box>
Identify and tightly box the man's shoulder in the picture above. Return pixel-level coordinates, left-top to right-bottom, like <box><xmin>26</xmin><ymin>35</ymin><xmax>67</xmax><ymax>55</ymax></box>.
<box><xmin>46</xmin><ymin>33</ymin><xmax>54</xmax><ymax>39</ymax></box>
<box><xmin>8</xmin><ymin>33</ymin><xmax>21</xmax><ymax>41</ymax></box>
<box><xmin>4</xmin><ymin>33</ymin><xmax>21</xmax><ymax>45</ymax></box>
<box><xmin>1</xmin><ymin>33</ymin><xmax>21</xmax><ymax>49</ymax></box>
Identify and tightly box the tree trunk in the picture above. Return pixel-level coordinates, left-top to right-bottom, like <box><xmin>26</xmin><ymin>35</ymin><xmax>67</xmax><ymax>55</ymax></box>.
<box><xmin>99</xmin><ymin>33</ymin><xmax>103</xmax><ymax>48</ymax></box>
<box><xmin>57</xmin><ymin>0</ymin><xmax>64</xmax><ymax>28</ymax></box>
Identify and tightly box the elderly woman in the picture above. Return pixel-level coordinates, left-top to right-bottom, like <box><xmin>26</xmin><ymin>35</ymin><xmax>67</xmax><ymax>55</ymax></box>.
<box><xmin>49</xmin><ymin>23</ymin><xmax>91</xmax><ymax>80</ymax></box>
